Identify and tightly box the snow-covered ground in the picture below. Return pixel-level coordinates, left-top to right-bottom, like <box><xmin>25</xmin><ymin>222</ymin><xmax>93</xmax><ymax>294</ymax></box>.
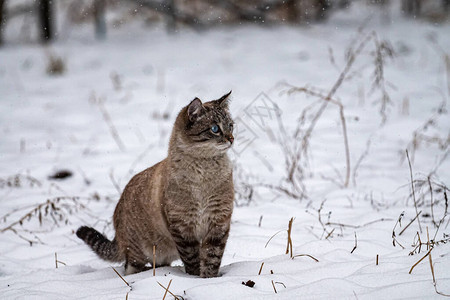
<box><xmin>1</xmin><ymin>3</ymin><xmax>449</xmax><ymax>299</ymax></box>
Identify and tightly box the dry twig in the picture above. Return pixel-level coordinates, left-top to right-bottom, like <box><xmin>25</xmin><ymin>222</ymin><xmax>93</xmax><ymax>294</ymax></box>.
<box><xmin>157</xmin><ymin>280</ymin><xmax>180</xmax><ymax>300</ymax></box>
<box><xmin>292</xmin><ymin>254</ymin><xmax>319</xmax><ymax>262</ymax></box>
<box><xmin>406</xmin><ymin>150</ymin><xmax>422</xmax><ymax>233</ymax></box>
<box><xmin>258</xmin><ymin>262</ymin><xmax>264</xmax><ymax>275</ymax></box>
<box><xmin>111</xmin><ymin>267</ymin><xmax>130</xmax><ymax>288</ymax></box>
<box><xmin>90</xmin><ymin>94</ymin><xmax>126</xmax><ymax>152</ymax></box>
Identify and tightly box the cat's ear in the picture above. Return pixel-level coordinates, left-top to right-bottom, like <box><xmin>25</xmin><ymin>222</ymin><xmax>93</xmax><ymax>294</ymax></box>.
<box><xmin>187</xmin><ymin>98</ymin><xmax>205</xmax><ymax>122</ymax></box>
<box><xmin>217</xmin><ymin>90</ymin><xmax>232</xmax><ymax>108</ymax></box>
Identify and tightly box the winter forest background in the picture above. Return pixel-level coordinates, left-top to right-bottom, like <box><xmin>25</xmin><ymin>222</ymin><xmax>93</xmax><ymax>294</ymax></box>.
<box><xmin>0</xmin><ymin>0</ymin><xmax>449</xmax><ymax>299</ymax></box>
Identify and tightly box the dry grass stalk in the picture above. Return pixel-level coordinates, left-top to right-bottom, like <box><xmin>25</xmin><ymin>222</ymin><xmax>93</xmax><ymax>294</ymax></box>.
<box><xmin>392</xmin><ymin>212</ymin><xmax>405</xmax><ymax>249</ymax></box>
<box><xmin>286</xmin><ymin>217</ymin><xmax>294</xmax><ymax>258</ymax></box>
<box><xmin>406</xmin><ymin>150</ymin><xmax>422</xmax><ymax>233</ymax></box>
<box><xmin>252</xmin><ymin>183</ymin><xmax>302</xmax><ymax>200</ymax></box>
<box><xmin>404</xmin><ymin>101</ymin><xmax>449</xmax><ymax>166</ymax></box>
<box><xmin>315</xmin><ymin>199</ymin><xmax>333</xmax><ymax>239</ymax></box>
<box><xmin>428</xmin><ymin>177</ymin><xmax>436</xmax><ymax>227</ymax></box>
<box><xmin>162</xmin><ymin>279</ymin><xmax>172</xmax><ymax>300</ymax></box>
<box><xmin>350</xmin><ymin>232</ymin><xmax>357</xmax><ymax>254</ymax></box>
<box><xmin>54</xmin><ymin>252</ymin><xmax>66</xmax><ymax>268</ymax></box>
<box><xmin>280</xmin><ymin>32</ymin><xmax>375</xmax><ymax>192</ymax></box>
<box><xmin>271</xmin><ymin>280</ymin><xmax>277</xmax><ymax>294</ymax></box>
<box><xmin>258</xmin><ymin>262</ymin><xmax>264</xmax><ymax>275</ymax></box>
<box><xmin>0</xmin><ymin>196</ymin><xmax>91</xmax><ymax>245</ymax></box>
<box><xmin>352</xmin><ymin>138</ymin><xmax>372</xmax><ymax>187</ymax></box>
<box><xmin>90</xmin><ymin>94</ymin><xmax>126</xmax><ymax>152</ymax></box>
<box><xmin>45</xmin><ymin>51</ymin><xmax>66</xmax><ymax>76</ymax></box>
<box><xmin>325</xmin><ymin>228</ymin><xmax>335</xmax><ymax>240</ymax></box>
<box><xmin>326</xmin><ymin>218</ymin><xmax>392</xmax><ymax>229</ymax></box>
<box><xmin>370</xmin><ymin>33</ymin><xmax>394</xmax><ymax>124</ymax></box>
<box><xmin>292</xmin><ymin>254</ymin><xmax>319</xmax><ymax>262</ymax></box>
<box><xmin>153</xmin><ymin>245</ymin><xmax>156</xmax><ymax>276</ymax></box>
<box><xmin>0</xmin><ymin>173</ymin><xmax>41</xmax><ymax>189</ymax></box>
<box><xmin>409</xmin><ymin>248</ymin><xmax>433</xmax><ymax>274</ymax></box>
<box><xmin>157</xmin><ymin>280</ymin><xmax>180</xmax><ymax>300</ymax></box>
<box><xmin>428</xmin><ymin>248</ymin><xmax>450</xmax><ymax>297</ymax></box>
<box><xmin>284</xmin><ymin>86</ymin><xmax>351</xmax><ymax>187</ymax></box>
<box><xmin>399</xmin><ymin>210</ymin><xmax>422</xmax><ymax>236</ymax></box>
<box><xmin>111</xmin><ymin>267</ymin><xmax>130</xmax><ymax>288</ymax></box>
<box><xmin>425</xmin><ymin>226</ymin><xmax>450</xmax><ymax>297</ymax></box>
<box><xmin>264</xmin><ymin>230</ymin><xmax>284</xmax><ymax>248</ymax></box>
<box><xmin>408</xmin><ymin>224</ymin><xmax>450</xmax><ymax>296</ymax></box>
<box><xmin>265</xmin><ymin>217</ymin><xmax>295</xmax><ymax>256</ymax></box>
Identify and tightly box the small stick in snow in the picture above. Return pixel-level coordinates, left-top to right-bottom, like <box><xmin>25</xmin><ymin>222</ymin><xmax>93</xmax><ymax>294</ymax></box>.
<box><xmin>258</xmin><ymin>215</ymin><xmax>263</xmax><ymax>227</ymax></box>
<box><xmin>153</xmin><ymin>245</ymin><xmax>156</xmax><ymax>276</ymax></box>
<box><xmin>111</xmin><ymin>267</ymin><xmax>130</xmax><ymax>287</ymax></box>
<box><xmin>392</xmin><ymin>212</ymin><xmax>406</xmax><ymax>249</ymax></box>
<box><xmin>428</xmin><ymin>177</ymin><xmax>437</xmax><ymax>227</ymax></box>
<box><xmin>326</xmin><ymin>218</ymin><xmax>393</xmax><ymax>229</ymax></box>
<box><xmin>157</xmin><ymin>280</ymin><xmax>180</xmax><ymax>300</ymax></box>
<box><xmin>292</xmin><ymin>254</ymin><xmax>319</xmax><ymax>262</ymax></box>
<box><xmin>427</xmin><ymin>236</ymin><xmax>450</xmax><ymax>296</ymax></box>
<box><xmin>399</xmin><ymin>210</ymin><xmax>422</xmax><ymax>236</ymax></box>
<box><xmin>258</xmin><ymin>262</ymin><xmax>264</xmax><ymax>275</ymax></box>
<box><xmin>376</xmin><ymin>255</ymin><xmax>379</xmax><ymax>265</ymax></box>
<box><xmin>406</xmin><ymin>150</ymin><xmax>422</xmax><ymax>233</ymax></box>
<box><xmin>264</xmin><ymin>230</ymin><xmax>284</xmax><ymax>248</ymax></box>
<box><xmin>271</xmin><ymin>280</ymin><xmax>277</xmax><ymax>293</ymax></box>
<box><xmin>54</xmin><ymin>252</ymin><xmax>66</xmax><ymax>268</ymax></box>
<box><xmin>162</xmin><ymin>279</ymin><xmax>172</xmax><ymax>300</ymax></box>
<box><xmin>325</xmin><ymin>228</ymin><xmax>335</xmax><ymax>239</ymax></box>
<box><xmin>350</xmin><ymin>232</ymin><xmax>357</xmax><ymax>254</ymax></box>
<box><xmin>92</xmin><ymin>95</ymin><xmax>126</xmax><ymax>152</ymax></box>
<box><xmin>286</xmin><ymin>217</ymin><xmax>294</xmax><ymax>258</ymax></box>
<box><xmin>409</xmin><ymin>248</ymin><xmax>433</xmax><ymax>274</ymax></box>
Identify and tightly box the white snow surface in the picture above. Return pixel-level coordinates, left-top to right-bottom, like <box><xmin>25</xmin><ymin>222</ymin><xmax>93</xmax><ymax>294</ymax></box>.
<box><xmin>1</xmin><ymin>4</ymin><xmax>450</xmax><ymax>300</ymax></box>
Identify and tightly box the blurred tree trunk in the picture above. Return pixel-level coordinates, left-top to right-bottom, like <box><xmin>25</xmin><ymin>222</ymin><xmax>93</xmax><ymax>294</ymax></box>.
<box><xmin>285</xmin><ymin>0</ymin><xmax>300</xmax><ymax>22</ymax></box>
<box><xmin>166</xmin><ymin>0</ymin><xmax>176</xmax><ymax>33</ymax></box>
<box><xmin>38</xmin><ymin>0</ymin><xmax>53</xmax><ymax>43</ymax></box>
<box><xmin>444</xmin><ymin>0</ymin><xmax>450</xmax><ymax>12</ymax></box>
<box><xmin>0</xmin><ymin>0</ymin><xmax>5</xmax><ymax>45</ymax></box>
<box><xmin>402</xmin><ymin>0</ymin><xmax>421</xmax><ymax>17</ymax></box>
<box><xmin>316</xmin><ymin>0</ymin><xmax>331</xmax><ymax>21</ymax></box>
<box><xmin>94</xmin><ymin>0</ymin><xmax>107</xmax><ymax>40</ymax></box>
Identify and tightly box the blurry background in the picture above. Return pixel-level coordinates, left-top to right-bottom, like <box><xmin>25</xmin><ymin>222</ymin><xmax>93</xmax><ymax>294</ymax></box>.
<box><xmin>0</xmin><ymin>1</ymin><xmax>450</xmax><ymax>298</ymax></box>
<box><xmin>1</xmin><ymin>0</ymin><xmax>449</xmax><ymax>45</ymax></box>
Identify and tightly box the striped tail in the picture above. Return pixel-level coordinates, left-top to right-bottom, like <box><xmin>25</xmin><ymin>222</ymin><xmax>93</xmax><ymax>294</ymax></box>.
<box><xmin>76</xmin><ymin>226</ymin><xmax>122</xmax><ymax>262</ymax></box>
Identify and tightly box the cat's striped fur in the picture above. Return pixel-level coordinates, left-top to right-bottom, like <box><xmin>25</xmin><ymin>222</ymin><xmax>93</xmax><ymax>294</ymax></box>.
<box><xmin>77</xmin><ymin>92</ymin><xmax>234</xmax><ymax>277</ymax></box>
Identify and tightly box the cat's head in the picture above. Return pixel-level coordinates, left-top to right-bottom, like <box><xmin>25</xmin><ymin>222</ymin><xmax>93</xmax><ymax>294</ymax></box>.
<box><xmin>171</xmin><ymin>91</ymin><xmax>234</xmax><ymax>157</ymax></box>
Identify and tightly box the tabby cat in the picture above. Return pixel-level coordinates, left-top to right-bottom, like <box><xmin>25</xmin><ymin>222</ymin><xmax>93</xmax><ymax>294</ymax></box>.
<box><xmin>76</xmin><ymin>92</ymin><xmax>235</xmax><ymax>278</ymax></box>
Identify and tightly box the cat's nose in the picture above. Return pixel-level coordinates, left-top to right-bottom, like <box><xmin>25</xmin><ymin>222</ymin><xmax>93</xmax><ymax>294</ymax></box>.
<box><xmin>227</xmin><ymin>134</ymin><xmax>234</xmax><ymax>144</ymax></box>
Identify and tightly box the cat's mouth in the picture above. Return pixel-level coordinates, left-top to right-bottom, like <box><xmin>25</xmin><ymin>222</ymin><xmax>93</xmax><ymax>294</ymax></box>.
<box><xmin>216</xmin><ymin>142</ymin><xmax>232</xmax><ymax>151</ymax></box>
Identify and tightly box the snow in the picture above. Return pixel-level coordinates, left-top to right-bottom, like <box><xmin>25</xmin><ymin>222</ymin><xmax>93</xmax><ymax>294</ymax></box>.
<box><xmin>1</xmin><ymin>2</ymin><xmax>450</xmax><ymax>299</ymax></box>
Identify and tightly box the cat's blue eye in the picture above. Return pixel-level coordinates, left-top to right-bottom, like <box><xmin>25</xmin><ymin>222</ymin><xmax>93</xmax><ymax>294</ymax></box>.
<box><xmin>211</xmin><ymin>125</ymin><xmax>219</xmax><ymax>133</ymax></box>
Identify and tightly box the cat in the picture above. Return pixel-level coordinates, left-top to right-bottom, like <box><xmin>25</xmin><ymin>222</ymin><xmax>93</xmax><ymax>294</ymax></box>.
<box><xmin>76</xmin><ymin>91</ymin><xmax>235</xmax><ymax>278</ymax></box>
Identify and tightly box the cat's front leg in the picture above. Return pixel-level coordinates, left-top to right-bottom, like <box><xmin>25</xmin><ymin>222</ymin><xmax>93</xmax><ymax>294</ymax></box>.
<box><xmin>170</xmin><ymin>228</ymin><xmax>201</xmax><ymax>276</ymax></box>
<box><xmin>199</xmin><ymin>223</ymin><xmax>230</xmax><ymax>278</ymax></box>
